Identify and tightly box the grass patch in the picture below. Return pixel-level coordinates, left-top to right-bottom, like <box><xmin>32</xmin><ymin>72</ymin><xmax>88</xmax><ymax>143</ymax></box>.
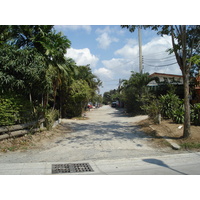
<box><xmin>7</xmin><ymin>146</ymin><xmax>18</xmax><ymax>151</ymax></box>
<box><xmin>71</xmin><ymin>116</ymin><xmax>89</xmax><ymax>120</ymax></box>
<box><xmin>180</xmin><ymin>142</ymin><xmax>200</xmax><ymax>149</ymax></box>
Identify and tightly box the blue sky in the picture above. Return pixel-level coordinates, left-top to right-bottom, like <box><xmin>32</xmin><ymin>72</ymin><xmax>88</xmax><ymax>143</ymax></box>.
<box><xmin>55</xmin><ymin>25</ymin><xmax>181</xmax><ymax>94</ymax></box>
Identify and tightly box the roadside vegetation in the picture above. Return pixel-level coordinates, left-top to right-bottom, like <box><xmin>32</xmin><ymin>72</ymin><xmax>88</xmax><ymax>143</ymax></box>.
<box><xmin>0</xmin><ymin>25</ymin><xmax>102</xmax><ymax>129</ymax></box>
<box><xmin>104</xmin><ymin>25</ymin><xmax>200</xmax><ymax>141</ymax></box>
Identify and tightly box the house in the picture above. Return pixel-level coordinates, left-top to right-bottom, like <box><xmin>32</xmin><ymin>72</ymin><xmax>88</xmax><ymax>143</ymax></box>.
<box><xmin>147</xmin><ymin>72</ymin><xmax>184</xmax><ymax>98</ymax></box>
<box><xmin>148</xmin><ymin>72</ymin><xmax>183</xmax><ymax>87</ymax></box>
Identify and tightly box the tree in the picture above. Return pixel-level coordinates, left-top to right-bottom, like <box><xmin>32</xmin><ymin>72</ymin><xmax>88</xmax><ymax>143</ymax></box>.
<box><xmin>121</xmin><ymin>25</ymin><xmax>200</xmax><ymax>138</ymax></box>
<box><xmin>0</xmin><ymin>25</ymin><xmax>72</xmax><ymax>108</ymax></box>
<box><xmin>121</xmin><ymin>72</ymin><xmax>153</xmax><ymax>114</ymax></box>
<box><xmin>62</xmin><ymin>64</ymin><xmax>101</xmax><ymax>118</ymax></box>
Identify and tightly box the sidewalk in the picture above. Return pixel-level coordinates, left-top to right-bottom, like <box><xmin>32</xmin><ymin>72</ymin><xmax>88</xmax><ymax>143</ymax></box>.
<box><xmin>1</xmin><ymin>152</ymin><xmax>200</xmax><ymax>175</ymax></box>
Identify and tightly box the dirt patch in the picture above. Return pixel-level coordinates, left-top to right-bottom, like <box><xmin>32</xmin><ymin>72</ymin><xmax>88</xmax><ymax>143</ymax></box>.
<box><xmin>0</xmin><ymin>124</ymin><xmax>71</xmax><ymax>153</ymax></box>
<box><xmin>138</xmin><ymin>118</ymin><xmax>200</xmax><ymax>150</ymax></box>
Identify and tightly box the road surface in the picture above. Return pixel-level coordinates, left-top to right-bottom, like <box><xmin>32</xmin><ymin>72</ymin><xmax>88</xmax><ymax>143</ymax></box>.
<box><xmin>0</xmin><ymin>105</ymin><xmax>200</xmax><ymax>174</ymax></box>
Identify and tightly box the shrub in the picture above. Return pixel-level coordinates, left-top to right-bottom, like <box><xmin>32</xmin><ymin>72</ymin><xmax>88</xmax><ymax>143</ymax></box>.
<box><xmin>160</xmin><ymin>93</ymin><xmax>181</xmax><ymax>119</ymax></box>
<box><xmin>172</xmin><ymin>103</ymin><xmax>185</xmax><ymax>124</ymax></box>
<box><xmin>0</xmin><ymin>94</ymin><xmax>33</xmax><ymax>126</ymax></box>
<box><xmin>191</xmin><ymin>103</ymin><xmax>200</xmax><ymax>125</ymax></box>
<box><xmin>141</xmin><ymin>94</ymin><xmax>162</xmax><ymax>123</ymax></box>
<box><xmin>44</xmin><ymin>109</ymin><xmax>59</xmax><ymax>130</ymax></box>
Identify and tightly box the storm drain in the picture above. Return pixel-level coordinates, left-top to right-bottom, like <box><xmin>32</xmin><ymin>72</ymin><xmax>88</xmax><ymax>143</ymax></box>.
<box><xmin>52</xmin><ymin>163</ymin><xmax>94</xmax><ymax>174</ymax></box>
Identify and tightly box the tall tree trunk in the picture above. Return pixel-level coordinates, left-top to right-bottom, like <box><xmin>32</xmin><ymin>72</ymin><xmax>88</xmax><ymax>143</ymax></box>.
<box><xmin>181</xmin><ymin>26</ymin><xmax>191</xmax><ymax>138</ymax></box>
<box><xmin>182</xmin><ymin>69</ymin><xmax>191</xmax><ymax>138</ymax></box>
<box><xmin>171</xmin><ymin>25</ymin><xmax>191</xmax><ymax>138</ymax></box>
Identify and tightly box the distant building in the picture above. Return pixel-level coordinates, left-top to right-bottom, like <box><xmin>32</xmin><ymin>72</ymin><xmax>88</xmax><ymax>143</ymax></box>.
<box><xmin>148</xmin><ymin>72</ymin><xmax>184</xmax><ymax>98</ymax></box>
<box><xmin>148</xmin><ymin>72</ymin><xmax>183</xmax><ymax>87</ymax></box>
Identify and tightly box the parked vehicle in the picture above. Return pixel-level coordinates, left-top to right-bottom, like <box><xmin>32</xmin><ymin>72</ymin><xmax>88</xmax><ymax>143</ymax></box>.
<box><xmin>111</xmin><ymin>102</ymin><xmax>117</xmax><ymax>107</ymax></box>
<box><xmin>87</xmin><ymin>103</ymin><xmax>93</xmax><ymax>109</ymax></box>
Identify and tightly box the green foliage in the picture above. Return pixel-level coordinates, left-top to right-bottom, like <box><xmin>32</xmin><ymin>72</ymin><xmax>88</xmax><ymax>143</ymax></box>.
<box><xmin>0</xmin><ymin>94</ymin><xmax>33</xmax><ymax>126</ymax></box>
<box><xmin>144</xmin><ymin>90</ymin><xmax>200</xmax><ymax>125</ymax></box>
<box><xmin>190</xmin><ymin>55</ymin><xmax>200</xmax><ymax>65</ymax></box>
<box><xmin>44</xmin><ymin>109</ymin><xmax>59</xmax><ymax>130</ymax></box>
<box><xmin>121</xmin><ymin>72</ymin><xmax>152</xmax><ymax>114</ymax></box>
<box><xmin>191</xmin><ymin>103</ymin><xmax>200</xmax><ymax>125</ymax></box>
<box><xmin>0</xmin><ymin>96</ymin><xmax>19</xmax><ymax>126</ymax></box>
<box><xmin>141</xmin><ymin>94</ymin><xmax>162</xmax><ymax>123</ymax></box>
<box><xmin>63</xmin><ymin>65</ymin><xmax>101</xmax><ymax>118</ymax></box>
<box><xmin>159</xmin><ymin>92</ymin><xmax>182</xmax><ymax>119</ymax></box>
<box><xmin>0</xmin><ymin>25</ymin><xmax>101</xmax><ymax>126</ymax></box>
<box><xmin>172</xmin><ymin>104</ymin><xmax>185</xmax><ymax>124</ymax></box>
<box><xmin>180</xmin><ymin>142</ymin><xmax>200</xmax><ymax>149</ymax></box>
<box><xmin>65</xmin><ymin>79</ymin><xmax>92</xmax><ymax>118</ymax></box>
<box><xmin>103</xmin><ymin>89</ymin><xmax>119</xmax><ymax>105</ymax></box>
<box><xmin>0</xmin><ymin>45</ymin><xmax>47</xmax><ymax>95</ymax></box>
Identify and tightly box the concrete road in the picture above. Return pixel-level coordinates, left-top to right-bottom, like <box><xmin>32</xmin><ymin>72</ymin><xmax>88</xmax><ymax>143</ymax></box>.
<box><xmin>0</xmin><ymin>105</ymin><xmax>175</xmax><ymax>163</ymax></box>
<box><xmin>0</xmin><ymin>105</ymin><xmax>199</xmax><ymax>175</ymax></box>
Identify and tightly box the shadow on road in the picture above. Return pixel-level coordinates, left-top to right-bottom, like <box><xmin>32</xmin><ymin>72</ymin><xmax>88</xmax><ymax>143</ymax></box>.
<box><xmin>63</xmin><ymin>121</ymin><xmax>148</xmax><ymax>143</ymax></box>
<box><xmin>142</xmin><ymin>158</ymin><xmax>188</xmax><ymax>175</ymax></box>
<box><xmin>108</xmin><ymin>108</ymin><xmax>131</xmax><ymax>118</ymax></box>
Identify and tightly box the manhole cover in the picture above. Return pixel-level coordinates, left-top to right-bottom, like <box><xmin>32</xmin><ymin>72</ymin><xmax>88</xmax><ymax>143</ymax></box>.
<box><xmin>52</xmin><ymin>163</ymin><xmax>94</xmax><ymax>174</ymax></box>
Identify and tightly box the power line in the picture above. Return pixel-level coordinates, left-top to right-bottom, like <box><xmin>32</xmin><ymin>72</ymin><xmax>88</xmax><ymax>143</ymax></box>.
<box><xmin>143</xmin><ymin>62</ymin><xmax>177</xmax><ymax>68</ymax></box>
<box><xmin>144</xmin><ymin>55</ymin><xmax>175</xmax><ymax>62</ymax></box>
<box><xmin>143</xmin><ymin>51</ymin><xmax>171</xmax><ymax>57</ymax></box>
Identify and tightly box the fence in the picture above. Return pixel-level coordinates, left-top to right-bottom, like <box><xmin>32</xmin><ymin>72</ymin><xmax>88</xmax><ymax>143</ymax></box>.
<box><xmin>0</xmin><ymin>119</ymin><xmax>61</xmax><ymax>141</ymax></box>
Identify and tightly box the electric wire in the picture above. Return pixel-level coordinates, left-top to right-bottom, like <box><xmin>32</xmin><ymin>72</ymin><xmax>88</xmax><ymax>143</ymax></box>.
<box><xmin>144</xmin><ymin>56</ymin><xmax>175</xmax><ymax>62</ymax></box>
<box><xmin>143</xmin><ymin>62</ymin><xmax>177</xmax><ymax>67</ymax></box>
<box><xmin>143</xmin><ymin>51</ymin><xmax>170</xmax><ymax>57</ymax></box>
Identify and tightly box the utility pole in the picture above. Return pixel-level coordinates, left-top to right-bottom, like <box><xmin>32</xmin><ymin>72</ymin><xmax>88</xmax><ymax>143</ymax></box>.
<box><xmin>138</xmin><ymin>26</ymin><xmax>143</xmax><ymax>74</ymax></box>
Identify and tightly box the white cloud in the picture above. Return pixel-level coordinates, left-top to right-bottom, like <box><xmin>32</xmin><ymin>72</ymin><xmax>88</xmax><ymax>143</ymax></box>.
<box><xmin>143</xmin><ymin>35</ymin><xmax>172</xmax><ymax>54</ymax></box>
<box><xmin>142</xmin><ymin>36</ymin><xmax>181</xmax><ymax>75</ymax></box>
<box><xmin>96</xmin><ymin>32</ymin><xmax>118</xmax><ymax>49</ymax></box>
<box><xmin>114</xmin><ymin>35</ymin><xmax>181</xmax><ymax>75</ymax></box>
<box><xmin>66</xmin><ymin>48</ymin><xmax>99</xmax><ymax>68</ymax></box>
<box><xmin>95</xmin><ymin>26</ymin><xmax>119</xmax><ymax>49</ymax></box>
<box><xmin>102</xmin><ymin>58</ymin><xmax>138</xmax><ymax>78</ymax></box>
<box><xmin>102</xmin><ymin>58</ymin><xmax>123</xmax><ymax>69</ymax></box>
<box><xmin>55</xmin><ymin>25</ymin><xmax>92</xmax><ymax>33</ymax></box>
<box><xmin>115</xmin><ymin>39</ymin><xmax>138</xmax><ymax>59</ymax></box>
<box><xmin>94</xmin><ymin>68</ymin><xmax>113</xmax><ymax>80</ymax></box>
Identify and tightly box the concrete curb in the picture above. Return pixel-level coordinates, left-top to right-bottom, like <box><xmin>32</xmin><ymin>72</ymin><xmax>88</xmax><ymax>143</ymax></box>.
<box><xmin>149</xmin><ymin>125</ymin><xmax>181</xmax><ymax>150</ymax></box>
<box><xmin>1</xmin><ymin>152</ymin><xmax>200</xmax><ymax>175</ymax></box>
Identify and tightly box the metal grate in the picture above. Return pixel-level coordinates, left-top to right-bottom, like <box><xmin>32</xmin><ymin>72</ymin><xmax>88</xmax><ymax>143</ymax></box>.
<box><xmin>52</xmin><ymin>163</ymin><xmax>94</xmax><ymax>174</ymax></box>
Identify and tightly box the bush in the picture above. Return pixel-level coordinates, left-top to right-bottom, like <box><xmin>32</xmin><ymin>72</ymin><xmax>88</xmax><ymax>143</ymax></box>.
<box><xmin>141</xmin><ymin>94</ymin><xmax>161</xmax><ymax>123</ymax></box>
<box><xmin>160</xmin><ymin>93</ymin><xmax>181</xmax><ymax>119</ymax></box>
<box><xmin>191</xmin><ymin>103</ymin><xmax>200</xmax><ymax>125</ymax></box>
<box><xmin>172</xmin><ymin>103</ymin><xmax>185</xmax><ymax>124</ymax></box>
<box><xmin>143</xmin><ymin>88</ymin><xmax>200</xmax><ymax>125</ymax></box>
<box><xmin>0</xmin><ymin>94</ymin><xmax>33</xmax><ymax>126</ymax></box>
<box><xmin>44</xmin><ymin>109</ymin><xmax>59</xmax><ymax>130</ymax></box>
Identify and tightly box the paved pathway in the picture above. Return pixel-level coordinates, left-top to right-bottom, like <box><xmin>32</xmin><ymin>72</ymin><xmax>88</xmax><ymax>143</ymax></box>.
<box><xmin>0</xmin><ymin>105</ymin><xmax>176</xmax><ymax>164</ymax></box>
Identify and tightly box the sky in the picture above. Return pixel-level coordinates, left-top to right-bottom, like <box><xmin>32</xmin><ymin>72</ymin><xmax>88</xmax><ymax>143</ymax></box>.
<box><xmin>54</xmin><ymin>25</ymin><xmax>182</xmax><ymax>95</ymax></box>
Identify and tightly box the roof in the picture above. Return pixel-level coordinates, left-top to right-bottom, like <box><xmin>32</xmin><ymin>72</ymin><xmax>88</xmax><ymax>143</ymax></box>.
<box><xmin>149</xmin><ymin>72</ymin><xmax>183</xmax><ymax>78</ymax></box>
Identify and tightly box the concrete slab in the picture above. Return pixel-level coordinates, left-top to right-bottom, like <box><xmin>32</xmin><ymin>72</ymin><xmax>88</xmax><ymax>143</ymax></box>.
<box><xmin>0</xmin><ymin>152</ymin><xmax>199</xmax><ymax>175</ymax></box>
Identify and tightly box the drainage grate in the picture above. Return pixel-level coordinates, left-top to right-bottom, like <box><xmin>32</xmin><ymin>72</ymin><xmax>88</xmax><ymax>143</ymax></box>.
<box><xmin>52</xmin><ymin>163</ymin><xmax>94</xmax><ymax>174</ymax></box>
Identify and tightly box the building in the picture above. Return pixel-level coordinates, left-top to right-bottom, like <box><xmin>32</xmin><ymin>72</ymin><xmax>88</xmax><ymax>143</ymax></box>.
<box><xmin>148</xmin><ymin>72</ymin><xmax>184</xmax><ymax>98</ymax></box>
<box><xmin>148</xmin><ymin>72</ymin><xmax>183</xmax><ymax>87</ymax></box>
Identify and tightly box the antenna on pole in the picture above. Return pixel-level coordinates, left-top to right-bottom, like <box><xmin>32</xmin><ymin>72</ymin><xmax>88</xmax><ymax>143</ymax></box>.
<box><xmin>138</xmin><ymin>26</ymin><xmax>143</xmax><ymax>73</ymax></box>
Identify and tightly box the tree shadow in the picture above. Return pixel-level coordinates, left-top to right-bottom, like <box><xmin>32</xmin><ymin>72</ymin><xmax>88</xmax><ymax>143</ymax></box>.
<box><xmin>142</xmin><ymin>158</ymin><xmax>188</xmax><ymax>175</ymax></box>
<box><xmin>63</xmin><ymin>120</ymin><xmax>153</xmax><ymax>144</ymax></box>
<box><xmin>107</xmin><ymin>107</ymin><xmax>131</xmax><ymax>118</ymax></box>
